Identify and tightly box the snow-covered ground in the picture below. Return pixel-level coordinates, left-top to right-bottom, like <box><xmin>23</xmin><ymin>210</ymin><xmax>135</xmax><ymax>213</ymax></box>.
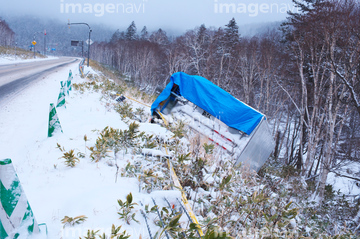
<box><xmin>328</xmin><ymin>168</ymin><xmax>360</xmax><ymax>196</ymax></box>
<box><xmin>1</xmin><ymin>56</ymin><xmax>359</xmax><ymax>238</ymax></box>
<box><xmin>0</xmin><ymin>55</ymin><xmax>58</xmax><ymax>65</ymax></box>
<box><xmin>0</xmin><ymin>60</ymin><xmax>182</xmax><ymax>238</ymax></box>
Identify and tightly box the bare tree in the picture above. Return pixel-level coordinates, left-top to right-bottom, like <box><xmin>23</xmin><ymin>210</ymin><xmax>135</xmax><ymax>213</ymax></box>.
<box><xmin>284</xmin><ymin>0</ymin><xmax>358</xmax><ymax>199</ymax></box>
<box><xmin>0</xmin><ymin>18</ymin><xmax>15</xmax><ymax>46</ymax></box>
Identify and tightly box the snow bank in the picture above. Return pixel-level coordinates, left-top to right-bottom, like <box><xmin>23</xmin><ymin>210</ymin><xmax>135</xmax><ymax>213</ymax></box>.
<box><xmin>0</xmin><ymin>55</ymin><xmax>59</xmax><ymax>65</ymax></box>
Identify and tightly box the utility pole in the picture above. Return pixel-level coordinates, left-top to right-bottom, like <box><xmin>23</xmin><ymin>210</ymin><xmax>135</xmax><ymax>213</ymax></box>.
<box><xmin>33</xmin><ymin>35</ymin><xmax>36</xmax><ymax>59</ymax></box>
<box><xmin>81</xmin><ymin>41</ymin><xmax>84</xmax><ymax>58</ymax></box>
<box><xmin>14</xmin><ymin>42</ymin><xmax>17</xmax><ymax>60</ymax></box>
<box><xmin>67</xmin><ymin>21</ymin><xmax>92</xmax><ymax>67</ymax></box>
<box><xmin>32</xmin><ymin>31</ymin><xmax>42</xmax><ymax>58</ymax></box>
<box><xmin>44</xmin><ymin>30</ymin><xmax>47</xmax><ymax>56</ymax></box>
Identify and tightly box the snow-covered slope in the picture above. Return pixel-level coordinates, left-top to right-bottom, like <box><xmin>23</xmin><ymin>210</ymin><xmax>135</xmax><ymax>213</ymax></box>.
<box><xmin>1</xmin><ymin>58</ymin><xmax>358</xmax><ymax>238</ymax></box>
<box><xmin>0</xmin><ymin>62</ymin><xmax>185</xmax><ymax>238</ymax></box>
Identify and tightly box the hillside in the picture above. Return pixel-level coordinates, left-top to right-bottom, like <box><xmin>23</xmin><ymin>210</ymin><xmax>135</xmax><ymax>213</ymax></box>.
<box><xmin>3</xmin><ymin>15</ymin><xmax>114</xmax><ymax>56</ymax></box>
<box><xmin>1</xmin><ymin>57</ymin><xmax>358</xmax><ymax>238</ymax></box>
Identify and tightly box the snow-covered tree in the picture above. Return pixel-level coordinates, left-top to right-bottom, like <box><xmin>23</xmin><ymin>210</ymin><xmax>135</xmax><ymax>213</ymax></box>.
<box><xmin>125</xmin><ymin>21</ymin><xmax>137</xmax><ymax>41</ymax></box>
<box><xmin>0</xmin><ymin>18</ymin><xmax>15</xmax><ymax>46</ymax></box>
<box><xmin>140</xmin><ymin>26</ymin><xmax>149</xmax><ymax>41</ymax></box>
<box><xmin>149</xmin><ymin>28</ymin><xmax>169</xmax><ymax>45</ymax></box>
<box><xmin>284</xmin><ymin>0</ymin><xmax>360</xmax><ymax>200</ymax></box>
<box><xmin>224</xmin><ymin>17</ymin><xmax>240</xmax><ymax>47</ymax></box>
<box><xmin>110</xmin><ymin>29</ymin><xmax>123</xmax><ymax>43</ymax></box>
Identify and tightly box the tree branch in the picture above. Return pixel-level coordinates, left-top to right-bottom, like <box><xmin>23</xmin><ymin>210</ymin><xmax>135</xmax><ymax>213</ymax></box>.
<box><xmin>274</xmin><ymin>78</ymin><xmax>309</xmax><ymax>128</ymax></box>
<box><xmin>329</xmin><ymin>170</ymin><xmax>360</xmax><ymax>182</ymax></box>
<box><xmin>334</xmin><ymin>69</ymin><xmax>360</xmax><ymax>109</ymax></box>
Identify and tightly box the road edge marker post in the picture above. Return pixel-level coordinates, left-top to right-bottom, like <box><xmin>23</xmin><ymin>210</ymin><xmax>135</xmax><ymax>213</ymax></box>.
<box><xmin>66</xmin><ymin>70</ymin><xmax>73</xmax><ymax>95</ymax></box>
<box><xmin>0</xmin><ymin>158</ymin><xmax>40</xmax><ymax>238</ymax></box>
<box><xmin>56</xmin><ymin>81</ymin><xmax>66</xmax><ymax>108</ymax></box>
<box><xmin>48</xmin><ymin>103</ymin><xmax>63</xmax><ymax>137</ymax></box>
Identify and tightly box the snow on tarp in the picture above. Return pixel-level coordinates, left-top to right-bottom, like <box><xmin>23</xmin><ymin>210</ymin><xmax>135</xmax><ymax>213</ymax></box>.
<box><xmin>151</xmin><ymin>72</ymin><xmax>264</xmax><ymax>135</ymax></box>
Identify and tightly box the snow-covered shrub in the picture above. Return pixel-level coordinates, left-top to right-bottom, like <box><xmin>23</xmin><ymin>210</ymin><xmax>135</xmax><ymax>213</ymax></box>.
<box><xmin>140</xmin><ymin>133</ymin><xmax>158</xmax><ymax>150</ymax></box>
<box><xmin>121</xmin><ymin>162</ymin><xmax>142</xmax><ymax>178</ymax></box>
<box><xmin>151</xmin><ymin>209</ymin><xmax>185</xmax><ymax>239</ymax></box>
<box><xmin>114</xmin><ymin>102</ymin><xmax>134</xmax><ymax>122</ymax></box>
<box><xmin>117</xmin><ymin>193</ymin><xmax>139</xmax><ymax>225</ymax></box>
<box><xmin>72</xmin><ymin>81</ymin><xmax>99</xmax><ymax>93</ymax></box>
<box><xmin>203</xmin><ymin>143</ymin><xmax>215</xmax><ymax>155</ymax></box>
<box><xmin>61</xmin><ymin>215</ymin><xmax>87</xmax><ymax>227</ymax></box>
<box><xmin>59</xmin><ymin>149</ymin><xmax>81</xmax><ymax>167</ymax></box>
<box><xmin>88</xmin><ymin>134</ymin><xmax>111</xmax><ymax>163</ymax></box>
<box><xmin>101</xmin><ymin>78</ymin><xmax>125</xmax><ymax>96</ymax></box>
<box><xmin>80</xmin><ymin>229</ymin><xmax>99</xmax><ymax>239</ymax></box>
<box><xmin>98</xmin><ymin>225</ymin><xmax>130</xmax><ymax>239</ymax></box>
<box><xmin>89</xmin><ymin>123</ymin><xmax>142</xmax><ymax>162</ymax></box>
<box><xmin>140</xmin><ymin>168</ymin><xmax>166</xmax><ymax>193</ymax></box>
<box><xmin>134</xmin><ymin>107</ymin><xmax>148</xmax><ymax>122</ymax></box>
<box><xmin>166</xmin><ymin>119</ymin><xmax>187</xmax><ymax>139</ymax></box>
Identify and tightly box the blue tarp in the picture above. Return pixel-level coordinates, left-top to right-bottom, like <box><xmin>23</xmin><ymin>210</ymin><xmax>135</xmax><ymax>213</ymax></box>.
<box><xmin>151</xmin><ymin>72</ymin><xmax>264</xmax><ymax>135</ymax></box>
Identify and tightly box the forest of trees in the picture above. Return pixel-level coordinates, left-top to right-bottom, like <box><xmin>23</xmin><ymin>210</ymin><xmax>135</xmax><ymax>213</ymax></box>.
<box><xmin>0</xmin><ymin>15</ymin><xmax>114</xmax><ymax>56</ymax></box>
<box><xmin>91</xmin><ymin>0</ymin><xmax>360</xmax><ymax>201</ymax></box>
<box><xmin>0</xmin><ymin>18</ymin><xmax>14</xmax><ymax>46</ymax></box>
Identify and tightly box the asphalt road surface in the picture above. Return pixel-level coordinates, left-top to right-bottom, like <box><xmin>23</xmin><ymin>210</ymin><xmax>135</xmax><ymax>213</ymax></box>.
<box><xmin>0</xmin><ymin>57</ymin><xmax>78</xmax><ymax>104</ymax></box>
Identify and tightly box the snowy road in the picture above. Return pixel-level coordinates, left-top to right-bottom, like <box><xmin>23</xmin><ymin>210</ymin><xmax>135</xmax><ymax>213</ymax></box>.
<box><xmin>0</xmin><ymin>57</ymin><xmax>77</xmax><ymax>104</ymax></box>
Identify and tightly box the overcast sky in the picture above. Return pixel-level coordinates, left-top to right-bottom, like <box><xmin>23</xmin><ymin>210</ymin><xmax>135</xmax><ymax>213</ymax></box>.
<box><xmin>1</xmin><ymin>0</ymin><xmax>298</xmax><ymax>32</ymax></box>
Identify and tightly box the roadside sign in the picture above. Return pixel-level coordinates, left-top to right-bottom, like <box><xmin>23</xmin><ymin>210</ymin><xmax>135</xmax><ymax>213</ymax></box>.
<box><xmin>32</xmin><ymin>41</ymin><xmax>37</xmax><ymax>45</ymax></box>
<box><xmin>85</xmin><ymin>39</ymin><xmax>93</xmax><ymax>45</ymax></box>
<box><xmin>71</xmin><ymin>40</ymin><xmax>79</xmax><ymax>46</ymax></box>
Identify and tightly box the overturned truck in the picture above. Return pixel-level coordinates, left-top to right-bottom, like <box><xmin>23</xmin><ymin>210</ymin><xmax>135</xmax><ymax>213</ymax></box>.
<box><xmin>151</xmin><ymin>72</ymin><xmax>275</xmax><ymax>172</ymax></box>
